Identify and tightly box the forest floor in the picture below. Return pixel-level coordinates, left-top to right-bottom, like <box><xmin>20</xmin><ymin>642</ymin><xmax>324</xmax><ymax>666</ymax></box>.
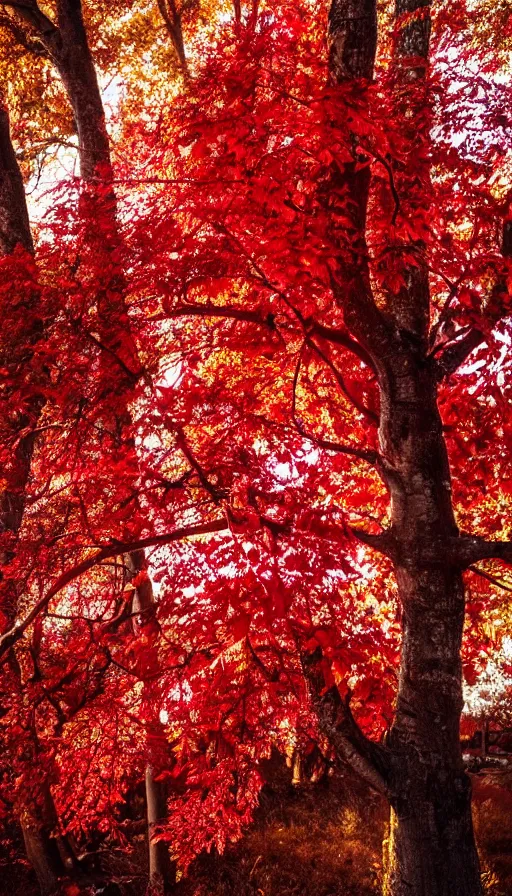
<box><xmin>2</xmin><ymin>757</ymin><xmax>512</xmax><ymax>895</ymax></box>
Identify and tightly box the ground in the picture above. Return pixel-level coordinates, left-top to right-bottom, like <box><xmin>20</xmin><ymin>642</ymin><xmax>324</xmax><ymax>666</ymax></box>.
<box><xmin>2</xmin><ymin>757</ymin><xmax>512</xmax><ymax>895</ymax></box>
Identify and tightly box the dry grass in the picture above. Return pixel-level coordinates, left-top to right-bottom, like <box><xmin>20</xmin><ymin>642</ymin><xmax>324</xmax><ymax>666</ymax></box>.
<box><xmin>181</xmin><ymin>754</ymin><xmax>387</xmax><ymax>896</ymax></box>
<box><xmin>473</xmin><ymin>770</ymin><xmax>512</xmax><ymax>895</ymax></box>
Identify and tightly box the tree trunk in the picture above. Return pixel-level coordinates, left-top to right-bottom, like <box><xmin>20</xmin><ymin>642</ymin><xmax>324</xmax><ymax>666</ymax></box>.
<box><xmin>156</xmin><ymin>0</ymin><xmax>188</xmax><ymax>73</ymax></box>
<box><xmin>7</xmin><ymin>0</ymin><xmax>111</xmax><ymax>181</ymax></box>
<box><xmin>379</xmin><ymin>354</ymin><xmax>482</xmax><ymax>896</ymax></box>
<box><xmin>127</xmin><ymin>550</ymin><xmax>175</xmax><ymax>893</ymax></box>
<box><xmin>384</xmin><ymin>797</ymin><xmax>480</xmax><ymax>896</ymax></box>
<box><xmin>19</xmin><ymin>760</ymin><xmax>77</xmax><ymax>894</ymax></box>
<box><xmin>322</xmin><ymin>2</ymin><xmax>484</xmax><ymax>892</ymax></box>
<box><xmin>49</xmin><ymin>11</ymin><xmax>170</xmax><ymax>885</ymax></box>
<box><xmin>55</xmin><ymin>0</ymin><xmax>112</xmax><ymax>182</ymax></box>
<box><xmin>480</xmin><ymin>721</ymin><xmax>489</xmax><ymax>759</ymax></box>
<box><xmin>0</xmin><ymin>95</ymin><xmax>69</xmax><ymax>896</ymax></box>
<box><xmin>146</xmin><ymin>762</ymin><xmax>174</xmax><ymax>893</ymax></box>
<box><xmin>0</xmin><ymin>98</ymin><xmax>34</xmax><ymax>253</ymax></box>
<box><xmin>22</xmin><ymin>822</ymin><xmax>61</xmax><ymax>896</ymax></box>
<box><xmin>13</xmin><ymin>705</ymin><xmax>67</xmax><ymax>894</ymax></box>
<box><xmin>383</xmin><ymin>567</ymin><xmax>481</xmax><ymax>896</ymax></box>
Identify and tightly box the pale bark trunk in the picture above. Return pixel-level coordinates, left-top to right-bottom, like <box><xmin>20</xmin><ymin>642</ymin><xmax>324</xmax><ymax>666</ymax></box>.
<box><xmin>127</xmin><ymin>550</ymin><xmax>175</xmax><ymax>893</ymax></box>
<box><xmin>146</xmin><ymin>762</ymin><xmax>174</xmax><ymax>893</ymax></box>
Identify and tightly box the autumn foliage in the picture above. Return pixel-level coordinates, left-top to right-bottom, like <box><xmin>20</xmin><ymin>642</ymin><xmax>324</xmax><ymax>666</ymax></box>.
<box><xmin>0</xmin><ymin>0</ymin><xmax>511</xmax><ymax>893</ymax></box>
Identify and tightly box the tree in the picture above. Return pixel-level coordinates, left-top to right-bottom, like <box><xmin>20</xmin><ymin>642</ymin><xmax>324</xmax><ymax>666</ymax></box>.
<box><xmin>114</xmin><ymin>0</ymin><xmax>510</xmax><ymax>891</ymax></box>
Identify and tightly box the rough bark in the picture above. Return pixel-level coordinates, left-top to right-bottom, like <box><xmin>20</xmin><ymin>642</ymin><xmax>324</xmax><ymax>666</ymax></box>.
<box><xmin>3</xmin><ymin>0</ymin><xmax>110</xmax><ymax>181</ymax></box>
<box><xmin>328</xmin><ymin>0</ymin><xmax>377</xmax><ymax>83</ymax></box>
<box><xmin>54</xmin><ymin>0</ymin><xmax>112</xmax><ymax>181</ymax></box>
<box><xmin>379</xmin><ymin>352</ymin><xmax>482</xmax><ymax>896</ymax></box>
<box><xmin>394</xmin><ymin>0</ymin><xmax>430</xmax><ymax>64</ymax></box>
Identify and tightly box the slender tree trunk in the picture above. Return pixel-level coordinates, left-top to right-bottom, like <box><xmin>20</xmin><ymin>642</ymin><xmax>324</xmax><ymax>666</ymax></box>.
<box><xmin>480</xmin><ymin>721</ymin><xmax>489</xmax><ymax>759</ymax></box>
<box><xmin>156</xmin><ymin>0</ymin><xmax>188</xmax><ymax>73</ymax></box>
<box><xmin>44</xmin><ymin>12</ymin><xmax>175</xmax><ymax>881</ymax></box>
<box><xmin>19</xmin><ymin>767</ymin><xmax>76</xmax><ymax>895</ymax></box>
<box><xmin>22</xmin><ymin>826</ymin><xmax>61</xmax><ymax>896</ymax></box>
<box><xmin>127</xmin><ymin>550</ymin><xmax>175</xmax><ymax>894</ymax></box>
<box><xmin>145</xmin><ymin>759</ymin><xmax>173</xmax><ymax>893</ymax></box>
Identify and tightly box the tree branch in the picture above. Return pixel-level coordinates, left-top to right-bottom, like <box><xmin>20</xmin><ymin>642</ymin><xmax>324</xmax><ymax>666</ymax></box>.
<box><xmin>435</xmin><ymin>327</ymin><xmax>485</xmax><ymax>380</ymax></box>
<box><xmin>0</xmin><ymin>9</ymin><xmax>47</xmax><ymax>55</ymax></box>
<box><xmin>176</xmin><ymin>427</ymin><xmax>225</xmax><ymax>503</ymax></box>
<box><xmin>165</xmin><ymin>303</ymin><xmax>276</xmax><ymax>330</ymax></box>
<box><xmin>454</xmin><ymin>535</ymin><xmax>512</xmax><ymax>569</ymax></box>
<box><xmin>156</xmin><ymin>0</ymin><xmax>188</xmax><ymax>70</ymax></box>
<box><xmin>350</xmin><ymin>527</ymin><xmax>396</xmax><ymax>559</ymax></box>
<box><xmin>291</xmin><ymin>341</ymin><xmax>379</xmax><ymax>462</ymax></box>
<box><xmin>436</xmin><ymin>213</ymin><xmax>511</xmax><ymax>379</ymax></box>
<box><xmin>309</xmin><ymin>321</ymin><xmax>377</xmax><ymax>372</ymax></box>
<box><xmin>301</xmin><ymin>647</ymin><xmax>391</xmax><ymax>798</ymax></box>
<box><xmin>468</xmin><ymin>565</ymin><xmax>512</xmax><ymax>594</ymax></box>
<box><xmin>0</xmin><ymin>0</ymin><xmax>61</xmax><ymax>57</ymax></box>
<box><xmin>308</xmin><ymin>336</ymin><xmax>379</xmax><ymax>424</ymax></box>
<box><xmin>325</xmin><ymin>0</ymin><xmax>393</xmax><ymax>364</ymax></box>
